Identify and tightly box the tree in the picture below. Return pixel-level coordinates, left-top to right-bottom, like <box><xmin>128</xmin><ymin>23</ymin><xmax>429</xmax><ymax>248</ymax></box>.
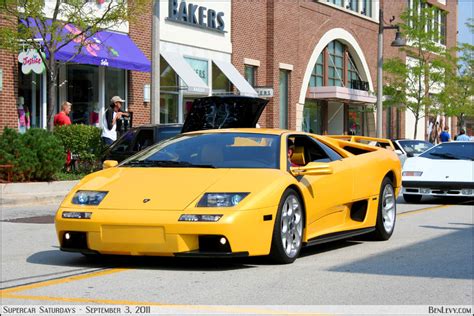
<box><xmin>436</xmin><ymin>18</ymin><xmax>474</xmax><ymax>130</ymax></box>
<box><xmin>383</xmin><ymin>0</ymin><xmax>453</xmax><ymax>139</ymax></box>
<box><xmin>0</xmin><ymin>0</ymin><xmax>146</xmax><ymax>130</ymax></box>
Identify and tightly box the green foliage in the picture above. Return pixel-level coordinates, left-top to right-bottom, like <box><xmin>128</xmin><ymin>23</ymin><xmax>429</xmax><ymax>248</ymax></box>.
<box><xmin>0</xmin><ymin>128</ymin><xmax>64</xmax><ymax>182</ymax></box>
<box><xmin>383</xmin><ymin>0</ymin><xmax>454</xmax><ymax>139</ymax></box>
<box><xmin>435</xmin><ymin>18</ymin><xmax>474</xmax><ymax>128</ymax></box>
<box><xmin>53</xmin><ymin>124</ymin><xmax>103</xmax><ymax>173</ymax></box>
<box><xmin>22</xmin><ymin>128</ymin><xmax>65</xmax><ymax>181</ymax></box>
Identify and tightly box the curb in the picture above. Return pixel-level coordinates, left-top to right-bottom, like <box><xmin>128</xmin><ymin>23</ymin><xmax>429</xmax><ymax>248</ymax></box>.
<box><xmin>1</xmin><ymin>180</ymin><xmax>79</xmax><ymax>207</ymax></box>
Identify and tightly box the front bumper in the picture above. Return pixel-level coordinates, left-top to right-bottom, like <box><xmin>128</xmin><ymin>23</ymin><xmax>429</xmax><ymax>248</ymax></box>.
<box><xmin>402</xmin><ymin>181</ymin><xmax>474</xmax><ymax>197</ymax></box>
<box><xmin>55</xmin><ymin>206</ymin><xmax>276</xmax><ymax>257</ymax></box>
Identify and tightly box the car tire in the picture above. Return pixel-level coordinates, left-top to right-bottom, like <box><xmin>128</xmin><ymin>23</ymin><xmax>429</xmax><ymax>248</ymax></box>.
<box><xmin>403</xmin><ymin>194</ymin><xmax>422</xmax><ymax>203</ymax></box>
<box><xmin>269</xmin><ymin>188</ymin><xmax>304</xmax><ymax>264</ymax></box>
<box><xmin>370</xmin><ymin>177</ymin><xmax>397</xmax><ymax>241</ymax></box>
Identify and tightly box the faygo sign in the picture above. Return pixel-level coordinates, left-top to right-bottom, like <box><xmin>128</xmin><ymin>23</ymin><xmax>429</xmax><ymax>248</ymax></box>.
<box><xmin>18</xmin><ymin>49</ymin><xmax>46</xmax><ymax>74</ymax></box>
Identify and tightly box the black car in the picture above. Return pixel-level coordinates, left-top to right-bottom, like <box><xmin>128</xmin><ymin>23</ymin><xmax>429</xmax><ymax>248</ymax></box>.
<box><xmin>102</xmin><ymin>124</ymin><xmax>182</xmax><ymax>162</ymax></box>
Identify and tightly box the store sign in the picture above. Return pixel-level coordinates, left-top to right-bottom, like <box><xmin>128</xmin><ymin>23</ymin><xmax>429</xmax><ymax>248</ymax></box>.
<box><xmin>168</xmin><ymin>0</ymin><xmax>225</xmax><ymax>33</ymax></box>
<box><xmin>255</xmin><ymin>87</ymin><xmax>274</xmax><ymax>98</ymax></box>
<box><xmin>18</xmin><ymin>50</ymin><xmax>45</xmax><ymax>74</ymax></box>
<box><xmin>184</xmin><ymin>57</ymin><xmax>208</xmax><ymax>84</ymax></box>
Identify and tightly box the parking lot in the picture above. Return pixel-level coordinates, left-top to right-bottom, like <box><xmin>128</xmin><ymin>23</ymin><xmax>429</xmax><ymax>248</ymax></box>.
<box><xmin>1</xmin><ymin>197</ymin><xmax>473</xmax><ymax>314</ymax></box>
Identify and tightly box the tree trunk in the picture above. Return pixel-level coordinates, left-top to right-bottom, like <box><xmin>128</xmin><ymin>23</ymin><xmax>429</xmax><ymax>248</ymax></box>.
<box><xmin>47</xmin><ymin>56</ymin><xmax>58</xmax><ymax>131</ymax></box>
<box><xmin>413</xmin><ymin>115</ymin><xmax>419</xmax><ymax>139</ymax></box>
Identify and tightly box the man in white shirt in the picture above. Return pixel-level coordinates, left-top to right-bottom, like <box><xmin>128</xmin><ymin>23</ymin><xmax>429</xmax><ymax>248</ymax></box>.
<box><xmin>101</xmin><ymin>96</ymin><xmax>129</xmax><ymax>145</ymax></box>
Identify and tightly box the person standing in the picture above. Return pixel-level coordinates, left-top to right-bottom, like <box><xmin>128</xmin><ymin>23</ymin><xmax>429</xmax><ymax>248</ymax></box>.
<box><xmin>54</xmin><ymin>101</ymin><xmax>72</xmax><ymax>126</ymax></box>
<box><xmin>455</xmin><ymin>129</ymin><xmax>471</xmax><ymax>141</ymax></box>
<box><xmin>439</xmin><ymin>126</ymin><xmax>451</xmax><ymax>143</ymax></box>
<box><xmin>102</xmin><ymin>96</ymin><xmax>128</xmax><ymax>146</ymax></box>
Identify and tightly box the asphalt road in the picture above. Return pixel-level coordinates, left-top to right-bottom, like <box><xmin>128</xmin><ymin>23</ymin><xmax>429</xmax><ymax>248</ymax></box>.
<box><xmin>1</xmin><ymin>197</ymin><xmax>473</xmax><ymax>314</ymax></box>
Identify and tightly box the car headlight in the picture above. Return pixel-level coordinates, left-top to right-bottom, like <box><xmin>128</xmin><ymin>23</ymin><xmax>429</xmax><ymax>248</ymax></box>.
<box><xmin>72</xmin><ymin>191</ymin><xmax>108</xmax><ymax>205</ymax></box>
<box><xmin>402</xmin><ymin>171</ymin><xmax>423</xmax><ymax>177</ymax></box>
<box><xmin>197</xmin><ymin>193</ymin><xmax>249</xmax><ymax>207</ymax></box>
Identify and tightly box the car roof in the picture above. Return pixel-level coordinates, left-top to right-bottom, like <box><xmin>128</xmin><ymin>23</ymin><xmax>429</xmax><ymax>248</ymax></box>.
<box><xmin>182</xmin><ymin>128</ymin><xmax>289</xmax><ymax>136</ymax></box>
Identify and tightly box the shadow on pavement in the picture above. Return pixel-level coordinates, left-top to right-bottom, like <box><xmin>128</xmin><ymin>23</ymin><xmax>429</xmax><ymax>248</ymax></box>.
<box><xmin>329</xmin><ymin>223</ymin><xmax>473</xmax><ymax>280</ymax></box>
<box><xmin>26</xmin><ymin>236</ymin><xmax>364</xmax><ymax>271</ymax></box>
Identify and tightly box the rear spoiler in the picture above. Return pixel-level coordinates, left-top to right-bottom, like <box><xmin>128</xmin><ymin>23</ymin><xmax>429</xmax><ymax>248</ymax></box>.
<box><xmin>326</xmin><ymin>135</ymin><xmax>395</xmax><ymax>151</ymax></box>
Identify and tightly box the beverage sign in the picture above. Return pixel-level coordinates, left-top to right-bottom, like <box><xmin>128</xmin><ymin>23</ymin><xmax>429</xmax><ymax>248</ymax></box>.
<box><xmin>18</xmin><ymin>49</ymin><xmax>45</xmax><ymax>74</ymax></box>
<box><xmin>167</xmin><ymin>0</ymin><xmax>225</xmax><ymax>33</ymax></box>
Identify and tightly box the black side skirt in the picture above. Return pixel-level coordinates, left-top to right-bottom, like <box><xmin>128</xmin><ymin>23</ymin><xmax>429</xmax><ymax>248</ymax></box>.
<box><xmin>305</xmin><ymin>227</ymin><xmax>375</xmax><ymax>247</ymax></box>
<box><xmin>174</xmin><ymin>251</ymin><xmax>249</xmax><ymax>258</ymax></box>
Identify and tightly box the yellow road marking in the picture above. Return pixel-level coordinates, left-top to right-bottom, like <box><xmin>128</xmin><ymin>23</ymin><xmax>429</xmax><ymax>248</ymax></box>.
<box><xmin>398</xmin><ymin>204</ymin><xmax>449</xmax><ymax>217</ymax></box>
<box><xmin>0</xmin><ymin>268</ymin><xmax>127</xmax><ymax>295</ymax></box>
<box><xmin>1</xmin><ymin>293</ymin><xmax>329</xmax><ymax>315</ymax></box>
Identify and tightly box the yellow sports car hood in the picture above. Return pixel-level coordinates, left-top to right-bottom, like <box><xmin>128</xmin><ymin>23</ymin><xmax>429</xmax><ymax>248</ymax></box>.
<box><xmin>64</xmin><ymin>167</ymin><xmax>288</xmax><ymax>211</ymax></box>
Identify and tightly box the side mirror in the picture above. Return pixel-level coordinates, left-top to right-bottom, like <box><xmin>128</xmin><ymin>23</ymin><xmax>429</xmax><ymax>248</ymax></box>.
<box><xmin>406</xmin><ymin>152</ymin><xmax>414</xmax><ymax>158</ymax></box>
<box><xmin>291</xmin><ymin>162</ymin><xmax>333</xmax><ymax>176</ymax></box>
<box><xmin>103</xmin><ymin>160</ymin><xmax>118</xmax><ymax>169</ymax></box>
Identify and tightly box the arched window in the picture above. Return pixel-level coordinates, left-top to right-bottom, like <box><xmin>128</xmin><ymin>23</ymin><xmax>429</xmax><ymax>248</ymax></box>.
<box><xmin>309</xmin><ymin>40</ymin><xmax>365</xmax><ymax>90</ymax></box>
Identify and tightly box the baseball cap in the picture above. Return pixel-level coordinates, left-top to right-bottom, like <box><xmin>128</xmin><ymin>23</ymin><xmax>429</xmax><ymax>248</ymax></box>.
<box><xmin>111</xmin><ymin>96</ymin><xmax>126</xmax><ymax>103</ymax></box>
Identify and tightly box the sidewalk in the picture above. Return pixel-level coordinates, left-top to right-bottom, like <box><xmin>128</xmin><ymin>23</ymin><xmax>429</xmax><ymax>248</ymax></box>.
<box><xmin>0</xmin><ymin>180</ymin><xmax>79</xmax><ymax>207</ymax></box>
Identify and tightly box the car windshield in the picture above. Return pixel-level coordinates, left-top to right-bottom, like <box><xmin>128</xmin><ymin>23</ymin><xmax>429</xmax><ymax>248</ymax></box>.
<box><xmin>420</xmin><ymin>142</ymin><xmax>474</xmax><ymax>161</ymax></box>
<box><xmin>398</xmin><ymin>140</ymin><xmax>433</xmax><ymax>155</ymax></box>
<box><xmin>121</xmin><ymin>133</ymin><xmax>280</xmax><ymax>169</ymax></box>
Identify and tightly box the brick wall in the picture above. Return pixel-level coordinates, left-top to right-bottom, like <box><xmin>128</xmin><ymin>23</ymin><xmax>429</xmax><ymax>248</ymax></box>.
<box><xmin>232</xmin><ymin>0</ymin><xmax>457</xmax><ymax>138</ymax></box>
<box><xmin>0</xmin><ymin>15</ymin><xmax>18</xmax><ymax>132</ymax></box>
<box><xmin>232</xmin><ymin>0</ymin><xmax>380</xmax><ymax>130</ymax></box>
<box><xmin>127</xmin><ymin>1</ymin><xmax>152</xmax><ymax>126</ymax></box>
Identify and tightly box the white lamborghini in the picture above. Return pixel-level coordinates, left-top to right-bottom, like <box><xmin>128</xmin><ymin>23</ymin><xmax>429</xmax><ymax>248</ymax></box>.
<box><xmin>402</xmin><ymin>142</ymin><xmax>474</xmax><ymax>203</ymax></box>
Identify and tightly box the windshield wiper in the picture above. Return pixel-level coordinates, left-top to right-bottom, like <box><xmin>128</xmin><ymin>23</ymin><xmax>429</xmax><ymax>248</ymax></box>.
<box><xmin>123</xmin><ymin>160</ymin><xmax>215</xmax><ymax>168</ymax></box>
<box><xmin>428</xmin><ymin>152</ymin><xmax>461</xmax><ymax>160</ymax></box>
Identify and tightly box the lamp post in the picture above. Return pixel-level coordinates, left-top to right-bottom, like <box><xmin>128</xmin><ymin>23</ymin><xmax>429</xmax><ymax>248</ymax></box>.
<box><xmin>376</xmin><ymin>8</ymin><xmax>406</xmax><ymax>138</ymax></box>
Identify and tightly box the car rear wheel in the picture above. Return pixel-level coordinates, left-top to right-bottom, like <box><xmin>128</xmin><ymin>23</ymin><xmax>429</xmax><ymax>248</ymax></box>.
<box><xmin>403</xmin><ymin>194</ymin><xmax>422</xmax><ymax>203</ymax></box>
<box><xmin>269</xmin><ymin>189</ymin><xmax>304</xmax><ymax>264</ymax></box>
<box><xmin>370</xmin><ymin>177</ymin><xmax>396</xmax><ymax>241</ymax></box>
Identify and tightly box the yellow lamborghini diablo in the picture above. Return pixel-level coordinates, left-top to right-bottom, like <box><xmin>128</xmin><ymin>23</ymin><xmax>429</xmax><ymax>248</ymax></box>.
<box><xmin>55</xmin><ymin>97</ymin><xmax>401</xmax><ymax>264</ymax></box>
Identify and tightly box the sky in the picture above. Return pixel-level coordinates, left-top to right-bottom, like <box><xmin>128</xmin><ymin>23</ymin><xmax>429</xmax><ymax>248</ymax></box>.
<box><xmin>458</xmin><ymin>0</ymin><xmax>473</xmax><ymax>45</ymax></box>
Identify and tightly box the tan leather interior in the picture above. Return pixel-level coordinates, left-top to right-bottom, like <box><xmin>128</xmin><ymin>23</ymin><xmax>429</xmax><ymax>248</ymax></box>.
<box><xmin>291</xmin><ymin>146</ymin><xmax>305</xmax><ymax>166</ymax></box>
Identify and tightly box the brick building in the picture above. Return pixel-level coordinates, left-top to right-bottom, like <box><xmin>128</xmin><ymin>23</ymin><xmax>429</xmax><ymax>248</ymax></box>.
<box><xmin>232</xmin><ymin>0</ymin><xmax>458</xmax><ymax>139</ymax></box>
<box><xmin>0</xmin><ymin>0</ymin><xmax>458</xmax><ymax>141</ymax></box>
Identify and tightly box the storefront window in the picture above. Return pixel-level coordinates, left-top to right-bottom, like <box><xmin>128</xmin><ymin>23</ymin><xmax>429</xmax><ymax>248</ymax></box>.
<box><xmin>328</xmin><ymin>41</ymin><xmax>344</xmax><ymax>87</ymax></box>
<box><xmin>347</xmin><ymin>105</ymin><xmax>369</xmax><ymax>135</ymax></box>
<box><xmin>160</xmin><ymin>57</ymin><xmax>179</xmax><ymax>124</ymax></box>
<box><xmin>303</xmin><ymin>100</ymin><xmax>323</xmax><ymax>134</ymax></box>
<box><xmin>348</xmin><ymin>55</ymin><xmax>361</xmax><ymax>89</ymax></box>
<box><xmin>244</xmin><ymin>65</ymin><xmax>256</xmax><ymax>87</ymax></box>
<box><xmin>105</xmin><ymin>67</ymin><xmax>126</xmax><ymax>110</ymax></box>
<box><xmin>212</xmin><ymin>63</ymin><xmax>232</xmax><ymax>94</ymax></box>
<box><xmin>67</xmin><ymin>64</ymin><xmax>99</xmax><ymax>125</ymax></box>
<box><xmin>185</xmin><ymin>57</ymin><xmax>208</xmax><ymax>85</ymax></box>
<box><xmin>18</xmin><ymin>70</ymin><xmax>42</xmax><ymax>128</ymax></box>
<box><xmin>279</xmin><ymin>70</ymin><xmax>289</xmax><ymax>129</ymax></box>
<box><xmin>309</xmin><ymin>54</ymin><xmax>324</xmax><ymax>87</ymax></box>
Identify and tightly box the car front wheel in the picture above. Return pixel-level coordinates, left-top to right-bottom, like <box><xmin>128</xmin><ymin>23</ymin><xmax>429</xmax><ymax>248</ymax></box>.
<box><xmin>269</xmin><ymin>189</ymin><xmax>304</xmax><ymax>264</ymax></box>
<box><xmin>370</xmin><ymin>177</ymin><xmax>397</xmax><ymax>241</ymax></box>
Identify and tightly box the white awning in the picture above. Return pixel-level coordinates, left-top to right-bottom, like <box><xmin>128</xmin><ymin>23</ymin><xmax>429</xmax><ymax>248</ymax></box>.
<box><xmin>212</xmin><ymin>59</ymin><xmax>258</xmax><ymax>97</ymax></box>
<box><xmin>161</xmin><ymin>50</ymin><xmax>209</xmax><ymax>95</ymax></box>
<box><xmin>307</xmin><ymin>86</ymin><xmax>376</xmax><ymax>104</ymax></box>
